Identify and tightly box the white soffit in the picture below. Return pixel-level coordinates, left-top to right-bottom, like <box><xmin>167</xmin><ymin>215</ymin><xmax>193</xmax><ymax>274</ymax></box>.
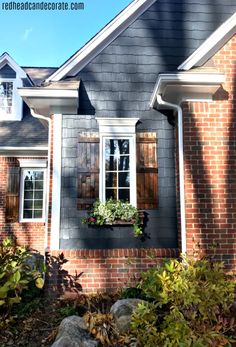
<box><xmin>18</xmin><ymin>87</ymin><xmax>79</xmax><ymax>116</ymax></box>
<box><xmin>150</xmin><ymin>72</ymin><xmax>225</xmax><ymax>107</ymax></box>
<box><xmin>46</xmin><ymin>0</ymin><xmax>157</xmax><ymax>82</ymax></box>
<box><xmin>178</xmin><ymin>12</ymin><xmax>236</xmax><ymax>71</ymax></box>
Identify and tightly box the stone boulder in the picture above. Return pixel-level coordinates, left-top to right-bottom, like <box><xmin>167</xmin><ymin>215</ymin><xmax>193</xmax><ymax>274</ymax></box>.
<box><xmin>110</xmin><ymin>298</ymin><xmax>144</xmax><ymax>334</ymax></box>
<box><xmin>51</xmin><ymin>315</ymin><xmax>98</xmax><ymax>347</ymax></box>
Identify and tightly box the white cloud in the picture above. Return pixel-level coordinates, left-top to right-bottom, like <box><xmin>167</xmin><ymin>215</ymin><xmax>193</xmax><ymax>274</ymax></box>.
<box><xmin>22</xmin><ymin>28</ymin><xmax>33</xmax><ymax>41</ymax></box>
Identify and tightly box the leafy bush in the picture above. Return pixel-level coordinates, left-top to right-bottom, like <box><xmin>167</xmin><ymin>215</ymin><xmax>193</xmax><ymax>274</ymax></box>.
<box><xmin>82</xmin><ymin>198</ymin><xmax>142</xmax><ymax>237</ymax></box>
<box><xmin>130</xmin><ymin>256</ymin><xmax>235</xmax><ymax>347</ymax></box>
<box><xmin>0</xmin><ymin>238</ymin><xmax>45</xmax><ymax>326</ymax></box>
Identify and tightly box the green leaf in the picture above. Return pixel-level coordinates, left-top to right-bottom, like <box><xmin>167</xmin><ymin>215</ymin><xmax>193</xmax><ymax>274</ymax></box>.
<box><xmin>12</xmin><ymin>271</ymin><xmax>21</xmax><ymax>283</ymax></box>
<box><xmin>0</xmin><ymin>299</ymin><xmax>5</xmax><ymax>306</ymax></box>
<box><xmin>0</xmin><ymin>286</ymin><xmax>9</xmax><ymax>299</ymax></box>
<box><xmin>35</xmin><ymin>277</ymin><xmax>44</xmax><ymax>289</ymax></box>
<box><xmin>9</xmin><ymin>296</ymin><xmax>21</xmax><ymax>305</ymax></box>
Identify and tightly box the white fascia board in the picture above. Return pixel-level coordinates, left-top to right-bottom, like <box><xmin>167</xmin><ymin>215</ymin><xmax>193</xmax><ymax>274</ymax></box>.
<box><xmin>18</xmin><ymin>88</ymin><xmax>78</xmax><ymax>98</ymax></box>
<box><xmin>150</xmin><ymin>72</ymin><xmax>225</xmax><ymax>107</ymax></box>
<box><xmin>0</xmin><ymin>146</ymin><xmax>48</xmax><ymax>150</ymax></box>
<box><xmin>46</xmin><ymin>0</ymin><xmax>157</xmax><ymax>82</ymax></box>
<box><xmin>178</xmin><ymin>12</ymin><xmax>236</xmax><ymax>71</ymax></box>
<box><xmin>0</xmin><ymin>52</ymin><xmax>28</xmax><ymax>79</ymax></box>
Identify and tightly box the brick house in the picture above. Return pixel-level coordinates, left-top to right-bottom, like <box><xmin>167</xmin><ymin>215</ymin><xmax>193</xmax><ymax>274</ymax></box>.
<box><xmin>1</xmin><ymin>0</ymin><xmax>236</xmax><ymax>292</ymax></box>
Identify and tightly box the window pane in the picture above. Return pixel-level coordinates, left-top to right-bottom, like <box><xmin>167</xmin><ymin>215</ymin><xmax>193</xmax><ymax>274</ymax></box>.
<box><xmin>35</xmin><ymin>190</ymin><xmax>43</xmax><ymax>199</ymax></box>
<box><xmin>35</xmin><ymin>180</ymin><xmax>44</xmax><ymax>189</ymax></box>
<box><xmin>118</xmin><ymin>140</ymin><xmax>129</xmax><ymax>154</ymax></box>
<box><xmin>24</xmin><ymin>200</ymin><xmax>33</xmax><ymax>209</ymax></box>
<box><xmin>106</xmin><ymin>172</ymin><xmax>117</xmax><ymax>188</ymax></box>
<box><xmin>118</xmin><ymin>156</ymin><xmax>129</xmax><ymax>171</ymax></box>
<box><xmin>106</xmin><ymin>189</ymin><xmax>117</xmax><ymax>200</ymax></box>
<box><xmin>105</xmin><ymin>139</ymin><xmax>116</xmax><ymax>155</ymax></box>
<box><xmin>105</xmin><ymin>156</ymin><xmax>117</xmax><ymax>171</ymax></box>
<box><xmin>34</xmin><ymin>200</ymin><xmax>43</xmax><ymax>209</ymax></box>
<box><xmin>23</xmin><ymin>210</ymin><xmax>33</xmax><ymax>219</ymax></box>
<box><xmin>24</xmin><ymin>180</ymin><xmax>33</xmax><ymax>190</ymax></box>
<box><xmin>119</xmin><ymin>172</ymin><xmax>130</xmax><ymax>187</ymax></box>
<box><xmin>33</xmin><ymin>171</ymin><xmax>44</xmax><ymax>180</ymax></box>
<box><xmin>118</xmin><ymin>189</ymin><xmax>130</xmax><ymax>201</ymax></box>
<box><xmin>33</xmin><ymin>210</ymin><xmax>43</xmax><ymax>218</ymax></box>
<box><xmin>24</xmin><ymin>191</ymin><xmax>33</xmax><ymax>199</ymax></box>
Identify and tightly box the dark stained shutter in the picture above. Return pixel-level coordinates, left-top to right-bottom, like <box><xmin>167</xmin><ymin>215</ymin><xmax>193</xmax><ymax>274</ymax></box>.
<box><xmin>6</xmin><ymin>167</ymin><xmax>20</xmax><ymax>222</ymax></box>
<box><xmin>136</xmin><ymin>132</ymin><xmax>158</xmax><ymax>209</ymax></box>
<box><xmin>77</xmin><ymin>132</ymin><xmax>99</xmax><ymax>209</ymax></box>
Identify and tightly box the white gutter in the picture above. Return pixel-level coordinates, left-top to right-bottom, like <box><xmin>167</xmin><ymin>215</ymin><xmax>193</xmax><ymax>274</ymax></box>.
<box><xmin>30</xmin><ymin>109</ymin><xmax>51</xmax><ymax>260</ymax></box>
<box><xmin>156</xmin><ymin>95</ymin><xmax>187</xmax><ymax>254</ymax></box>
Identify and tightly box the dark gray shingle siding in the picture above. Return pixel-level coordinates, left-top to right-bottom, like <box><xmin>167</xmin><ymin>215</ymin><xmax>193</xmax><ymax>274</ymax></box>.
<box><xmin>60</xmin><ymin>114</ymin><xmax>178</xmax><ymax>249</ymax></box>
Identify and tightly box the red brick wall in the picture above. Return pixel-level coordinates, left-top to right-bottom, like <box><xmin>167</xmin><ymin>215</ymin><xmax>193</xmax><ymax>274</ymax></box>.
<box><xmin>47</xmin><ymin>248</ymin><xmax>179</xmax><ymax>294</ymax></box>
<box><xmin>183</xmin><ymin>34</ymin><xmax>236</xmax><ymax>270</ymax></box>
<box><xmin>0</xmin><ymin>157</ymin><xmax>45</xmax><ymax>254</ymax></box>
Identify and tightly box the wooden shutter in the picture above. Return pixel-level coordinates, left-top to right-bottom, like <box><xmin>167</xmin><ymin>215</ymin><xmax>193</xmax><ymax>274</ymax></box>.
<box><xmin>136</xmin><ymin>132</ymin><xmax>158</xmax><ymax>209</ymax></box>
<box><xmin>77</xmin><ymin>132</ymin><xmax>99</xmax><ymax>209</ymax></box>
<box><xmin>6</xmin><ymin>167</ymin><xmax>20</xmax><ymax>222</ymax></box>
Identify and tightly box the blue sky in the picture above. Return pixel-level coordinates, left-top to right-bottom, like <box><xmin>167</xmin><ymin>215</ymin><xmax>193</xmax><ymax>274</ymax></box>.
<box><xmin>0</xmin><ymin>0</ymin><xmax>132</xmax><ymax>67</ymax></box>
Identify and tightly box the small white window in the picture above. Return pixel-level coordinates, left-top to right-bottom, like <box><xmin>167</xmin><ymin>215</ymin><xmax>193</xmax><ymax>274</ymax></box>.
<box><xmin>104</xmin><ymin>137</ymin><xmax>131</xmax><ymax>201</ymax></box>
<box><xmin>20</xmin><ymin>169</ymin><xmax>46</xmax><ymax>222</ymax></box>
<box><xmin>0</xmin><ymin>81</ymin><xmax>13</xmax><ymax>116</ymax></box>
<box><xmin>0</xmin><ymin>78</ymin><xmax>23</xmax><ymax>121</ymax></box>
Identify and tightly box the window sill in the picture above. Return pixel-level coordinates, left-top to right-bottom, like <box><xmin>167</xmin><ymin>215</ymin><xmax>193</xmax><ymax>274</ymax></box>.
<box><xmin>19</xmin><ymin>219</ymin><xmax>45</xmax><ymax>223</ymax></box>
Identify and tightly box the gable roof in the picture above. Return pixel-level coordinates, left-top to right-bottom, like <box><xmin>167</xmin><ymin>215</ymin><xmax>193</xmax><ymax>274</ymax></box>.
<box><xmin>45</xmin><ymin>0</ymin><xmax>157</xmax><ymax>82</ymax></box>
<box><xmin>178</xmin><ymin>12</ymin><xmax>236</xmax><ymax>71</ymax></box>
<box><xmin>0</xmin><ymin>52</ymin><xmax>28</xmax><ymax>79</ymax></box>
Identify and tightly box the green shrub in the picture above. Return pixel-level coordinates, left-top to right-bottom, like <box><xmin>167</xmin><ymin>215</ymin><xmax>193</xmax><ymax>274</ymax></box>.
<box><xmin>130</xmin><ymin>256</ymin><xmax>235</xmax><ymax>347</ymax></box>
<box><xmin>0</xmin><ymin>238</ymin><xmax>45</xmax><ymax>326</ymax></box>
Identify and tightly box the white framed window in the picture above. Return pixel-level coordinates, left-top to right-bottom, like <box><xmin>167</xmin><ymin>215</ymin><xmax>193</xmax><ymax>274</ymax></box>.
<box><xmin>96</xmin><ymin>117</ymin><xmax>139</xmax><ymax>206</ymax></box>
<box><xmin>19</xmin><ymin>168</ymin><xmax>46</xmax><ymax>222</ymax></box>
<box><xmin>0</xmin><ymin>78</ymin><xmax>23</xmax><ymax>121</ymax></box>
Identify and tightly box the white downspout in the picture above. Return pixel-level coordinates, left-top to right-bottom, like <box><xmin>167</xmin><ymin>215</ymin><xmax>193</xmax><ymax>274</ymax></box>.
<box><xmin>30</xmin><ymin>109</ymin><xmax>51</xmax><ymax>257</ymax></box>
<box><xmin>156</xmin><ymin>95</ymin><xmax>187</xmax><ymax>254</ymax></box>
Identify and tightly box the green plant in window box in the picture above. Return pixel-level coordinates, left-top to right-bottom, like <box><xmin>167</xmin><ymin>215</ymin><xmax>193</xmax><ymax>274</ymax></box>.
<box><xmin>82</xmin><ymin>199</ymin><xmax>143</xmax><ymax>237</ymax></box>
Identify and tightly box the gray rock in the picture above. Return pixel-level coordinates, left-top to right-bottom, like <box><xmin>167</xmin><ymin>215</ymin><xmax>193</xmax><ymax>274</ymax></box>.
<box><xmin>51</xmin><ymin>316</ymin><xmax>98</xmax><ymax>347</ymax></box>
<box><xmin>110</xmin><ymin>299</ymin><xmax>144</xmax><ymax>333</ymax></box>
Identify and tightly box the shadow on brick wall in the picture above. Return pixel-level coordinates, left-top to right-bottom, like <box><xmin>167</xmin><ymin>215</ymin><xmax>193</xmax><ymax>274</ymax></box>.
<box><xmin>45</xmin><ymin>252</ymin><xmax>83</xmax><ymax>298</ymax></box>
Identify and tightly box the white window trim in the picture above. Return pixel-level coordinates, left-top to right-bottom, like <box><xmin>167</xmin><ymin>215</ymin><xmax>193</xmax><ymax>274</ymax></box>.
<box><xmin>18</xmin><ymin>159</ymin><xmax>47</xmax><ymax>168</ymax></box>
<box><xmin>0</xmin><ymin>77</ymin><xmax>23</xmax><ymax>121</ymax></box>
<box><xmin>96</xmin><ymin>117</ymin><xmax>139</xmax><ymax>207</ymax></box>
<box><xmin>19</xmin><ymin>168</ymin><xmax>47</xmax><ymax>223</ymax></box>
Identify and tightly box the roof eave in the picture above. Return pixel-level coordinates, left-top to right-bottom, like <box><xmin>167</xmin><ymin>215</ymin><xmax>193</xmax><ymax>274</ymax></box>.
<box><xmin>18</xmin><ymin>87</ymin><xmax>79</xmax><ymax>116</ymax></box>
<box><xmin>150</xmin><ymin>72</ymin><xmax>225</xmax><ymax>108</ymax></box>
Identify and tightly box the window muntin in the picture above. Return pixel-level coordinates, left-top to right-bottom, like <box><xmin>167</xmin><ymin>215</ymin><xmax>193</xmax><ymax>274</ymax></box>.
<box><xmin>0</xmin><ymin>81</ymin><xmax>13</xmax><ymax>116</ymax></box>
<box><xmin>20</xmin><ymin>169</ymin><xmax>45</xmax><ymax>221</ymax></box>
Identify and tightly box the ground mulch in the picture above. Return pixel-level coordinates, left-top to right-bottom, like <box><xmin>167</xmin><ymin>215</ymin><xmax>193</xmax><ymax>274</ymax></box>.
<box><xmin>0</xmin><ymin>292</ymin><xmax>119</xmax><ymax>347</ymax></box>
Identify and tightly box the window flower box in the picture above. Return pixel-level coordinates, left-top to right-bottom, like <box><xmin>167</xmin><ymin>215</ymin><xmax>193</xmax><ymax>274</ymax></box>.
<box><xmin>82</xmin><ymin>199</ymin><xmax>144</xmax><ymax>237</ymax></box>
